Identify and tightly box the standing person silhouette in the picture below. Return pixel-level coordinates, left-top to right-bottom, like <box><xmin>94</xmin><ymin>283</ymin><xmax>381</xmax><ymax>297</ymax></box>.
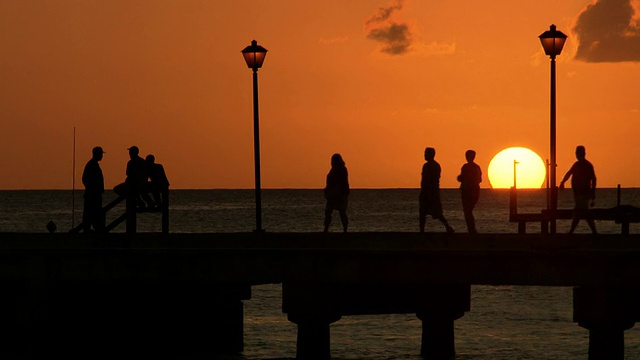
<box><xmin>559</xmin><ymin>145</ymin><xmax>597</xmax><ymax>234</ymax></box>
<box><xmin>419</xmin><ymin>147</ymin><xmax>454</xmax><ymax>234</ymax></box>
<box><xmin>324</xmin><ymin>153</ymin><xmax>350</xmax><ymax>232</ymax></box>
<box><xmin>82</xmin><ymin>146</ymin><xmax>105</xmax><ymax>233</ymax></box>
<box><xmin>457</xmin><ymin>150</ymin><xmax>482</xmax><ymax>233</ymax></box>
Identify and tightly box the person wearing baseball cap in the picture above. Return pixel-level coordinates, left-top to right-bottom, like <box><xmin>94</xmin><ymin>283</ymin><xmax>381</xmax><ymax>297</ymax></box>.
<box><xmin>81</xmin><ymin>146</ymin><xmax>106</xmax><ymax>232</ymax></box>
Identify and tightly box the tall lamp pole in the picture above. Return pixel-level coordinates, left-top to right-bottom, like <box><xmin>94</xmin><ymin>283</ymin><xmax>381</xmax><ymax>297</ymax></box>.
<box><xmin>242</xmin><ymin>40</ymin><xmax>268</xmax><ymax>232</ymax></box>
<box><xmin>539</xmin><ymin>25</ymin><xmax>567</xmax><ymax>235</ymax></box>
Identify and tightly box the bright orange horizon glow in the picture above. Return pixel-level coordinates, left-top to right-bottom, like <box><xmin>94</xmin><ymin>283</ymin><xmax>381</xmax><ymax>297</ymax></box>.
<box><xmin>488</xmin><ymin>147</ymin><xmax>547</xmax><ymax>189</ymax></box>
<box><xmin>1</xmin><ymin>1</ymin><xmax>639</xmax><ymax>189</ymax></box>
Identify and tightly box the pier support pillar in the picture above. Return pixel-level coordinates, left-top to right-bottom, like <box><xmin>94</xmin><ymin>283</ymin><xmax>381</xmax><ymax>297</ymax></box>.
<box><xmin>417</xmin><ymin>284</ymin><xmax>470</xmax><ymax>360</ymax></box>
<box><xmin>206</xmin><ymin>298</ymin><xmax>246</xmax><ymax>354</ymax></box>
<box><xmin>418</xmin><ymin>316</ymin><xmax>456</xmax><ymax>359</ymax></box>
<box><xmin>573</xmin><ymin>286</ymin><xmax>640</xmax><ymax>360</ymax></box>
<box><xmin>283</xmin><ymin>282</ymin><xmax>469</xmax><ymax>359</ymax></box>
<box><xmin>587</xmin><ymin>328</ymin><xmax>625</xmax><ymax>360</ymax></box>
<box><xmin>282</xmin><ymin>283</ymin><xmax>342</xmax><ymax>359</ymax></box>
<box><xmin>288</xmin><ymin>313</ymin><xmax>341</xmax><ymax>359</ymax></box>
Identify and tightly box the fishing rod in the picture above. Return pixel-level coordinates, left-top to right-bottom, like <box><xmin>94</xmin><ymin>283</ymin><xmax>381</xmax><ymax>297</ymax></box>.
<box><xmin>71</xmin><ymin>126</ymin><xmax>76</xmax><ymax>228</ymax></box>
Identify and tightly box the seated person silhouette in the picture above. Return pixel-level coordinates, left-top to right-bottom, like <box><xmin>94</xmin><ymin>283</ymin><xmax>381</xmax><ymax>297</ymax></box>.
<box><xmin>145</xmin><ymin>154</ymin><xmax>170</xmax><ymax>210</ymax></box>
<box><xmin>114</xmin><ymin>146</ymin><xmax>155</xmax><ymax>209</ymax></box>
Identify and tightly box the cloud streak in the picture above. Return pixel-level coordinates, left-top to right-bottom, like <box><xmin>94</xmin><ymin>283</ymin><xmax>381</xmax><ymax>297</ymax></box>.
<box><xmin>366</xmin><ymin>0</ymin><xmax>403</xmax><ymax>26</ymax></box>
<box><xmin>365</xmin><ymin>0</ymin><xmax>413</xmax><ymax>55</ymax></box>
<box><xmin>573</xmin><ymin>0</ymin><xmax>640</xmax><ymax>62</ymax></box>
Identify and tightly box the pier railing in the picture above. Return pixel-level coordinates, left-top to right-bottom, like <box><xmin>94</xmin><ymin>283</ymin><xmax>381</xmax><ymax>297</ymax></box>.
<box><xmin>69</xmin><ymin>190</ymin><xmax>169</xmax><ymax>234</ymax></box>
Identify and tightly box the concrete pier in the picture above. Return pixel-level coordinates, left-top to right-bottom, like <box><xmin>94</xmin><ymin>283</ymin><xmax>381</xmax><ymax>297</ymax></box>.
<box><xmin>574</xmin><ymin>286</ymin><xmax>640</xmax><ymax>360</ymax></box>
<box><xmin>1</xmin><ymin>232</ymin><xmax>640</xmax><ymax>357</ymax></box>
<box><xmin>416</xmin><ymin>285</ymin><xmax>470</xmax><ymax>359</ymax></box>
<box><xmin>283</xmin><ymin>282</ymin><xmax>470</xmax><ymax>359</ymax></box>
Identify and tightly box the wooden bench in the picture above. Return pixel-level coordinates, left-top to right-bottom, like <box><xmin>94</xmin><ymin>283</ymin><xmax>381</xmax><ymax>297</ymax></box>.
<box><xmin>509</xmin><ymin>187</ymin><xmax>640</xmax><ymax>235</ymax></box>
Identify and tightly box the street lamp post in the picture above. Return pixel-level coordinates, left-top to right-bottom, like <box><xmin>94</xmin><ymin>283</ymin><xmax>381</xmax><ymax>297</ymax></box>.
<box><xmin>539</xmin><ymin>24</ymin><xmax>567</xmax><ymax>235</ymax></box>
<box><xmin>242</xmin><ymin>40</ymin><xmax>268</xmax><ymax>232</ymax></box>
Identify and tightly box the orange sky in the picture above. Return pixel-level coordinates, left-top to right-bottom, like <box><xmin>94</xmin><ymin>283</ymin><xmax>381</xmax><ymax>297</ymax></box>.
<box><xmin>1</xmin><ymin>0</ymin><xmax>639</xmax><ymax>189</ymax></box>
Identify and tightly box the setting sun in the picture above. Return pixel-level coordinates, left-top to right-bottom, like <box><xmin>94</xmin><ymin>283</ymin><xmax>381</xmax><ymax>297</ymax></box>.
<box><xmin>488</xmin><ymin>147</ymin><xmax>546</xmax><ymax>189</ymax></box>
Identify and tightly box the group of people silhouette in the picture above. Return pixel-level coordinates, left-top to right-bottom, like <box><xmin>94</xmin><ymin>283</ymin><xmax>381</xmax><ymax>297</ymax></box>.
<box><xmin>81</xmin><ymin>145</ymin><xmax>170</xmax><ymax>233</ymax></box>
<box><xmin>82</xmin><ymin>144</ymin><xmax>597</xmax><ymax>234</ymax></box>
<box><xmin>322</xmin><ymin>148</ymin><xmax>482</xmax><ymax>234</ymax></box>
<box><xmin>418</xmin><ymin>147</ymin><xmax>481</xmax><ymax>234</ymax></box>
<box><xmin>324</xmin><ymin>145</ymin><xmax>597</xmax><ymax>234</ymax></box>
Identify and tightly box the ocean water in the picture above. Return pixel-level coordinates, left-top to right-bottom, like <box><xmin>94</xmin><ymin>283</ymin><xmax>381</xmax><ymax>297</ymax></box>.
<box><xmin>1</xmin><ymin>188</ymin><xmax>640</xmax><ymax>359</ymax></box>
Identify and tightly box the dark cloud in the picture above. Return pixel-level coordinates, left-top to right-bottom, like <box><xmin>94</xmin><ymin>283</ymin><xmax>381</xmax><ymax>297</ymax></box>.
<box><xmin>367</xmin><ymin>23</ymin><xmax>412</xmax><ymax>55</ymax></box>
<box><xmin>573</xmin><ymin>0</ymin><xmax>640</xmax><ymax>62</ymax></box>
<box><xmin>365</xmin><ymin>0</ymin><xmax>413</xmax><ymax>55</ymax></box>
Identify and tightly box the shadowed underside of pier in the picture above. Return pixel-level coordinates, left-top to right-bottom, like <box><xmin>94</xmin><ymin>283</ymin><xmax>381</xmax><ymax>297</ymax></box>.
<box><xmin>1</xmin><ymin>232</ymin><xmax>640</xmax><ymax>359</ymax></box>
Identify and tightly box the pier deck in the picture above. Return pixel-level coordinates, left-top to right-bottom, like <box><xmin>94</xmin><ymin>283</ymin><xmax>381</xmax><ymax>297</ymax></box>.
<box><xmin>2</xmin><ymin>232</ymin><xmax>639</xmax><ymax>285</ymax></box>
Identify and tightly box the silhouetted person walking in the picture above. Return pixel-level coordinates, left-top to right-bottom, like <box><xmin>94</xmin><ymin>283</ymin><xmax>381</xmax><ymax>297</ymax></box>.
<box><xmin>146</xmin><ymin>154</ymin><xmax>170</xmax><ymax>209</ymax></box>
<box><xmin>559</xmin><ymin>145</ymin><xmax>597</xmax><ymax>234</ymax></box>
<box><xmin>419</xmin><ymin>147</ymin><xmax>454</xmax><ymax>234</ymax></box>
<box><xmin>457</xmin><ymin>150</ymin><xmax>482</xmax><ymax>233</ymax></box>
<box><xmin>82</xmin><ymin>146</ymin><xmax>105</xmax><ymax>233</ymax></box>
<box><xmin>324</xmin><ymin>153</ymin><xmax>349</xmax><ymax>232</ymax></box>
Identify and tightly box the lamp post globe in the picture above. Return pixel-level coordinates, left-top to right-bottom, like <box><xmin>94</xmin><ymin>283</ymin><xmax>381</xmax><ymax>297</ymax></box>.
<box><xmin>242</xmin><ymin>40</ymin><xmax>268</xmax><ymax>70</ymax></box>
<box><xmin>539</xmin><ymin>25</ymin><xmax>567</xmax><ymax>59</ymax></box>
<box><xmin>241</xmin><ymin>40</ymin><xmax>268</xmax><ymax>232</ymax></box>
<box><xmin>539</xmin><ymin>25</ymin><xmax>567</xmax><ymax>235</ymax></box>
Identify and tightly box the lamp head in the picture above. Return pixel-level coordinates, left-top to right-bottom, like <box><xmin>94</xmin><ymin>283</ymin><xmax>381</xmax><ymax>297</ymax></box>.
<box><xmin>539</xmin><ymin>24</ymin><xmax>567</xmax><ymax>59</ymax></box>
<box><xmin>242</xmin><ymin>40</ymin><xmax>268</xmax><ymax>70</ymax></box>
